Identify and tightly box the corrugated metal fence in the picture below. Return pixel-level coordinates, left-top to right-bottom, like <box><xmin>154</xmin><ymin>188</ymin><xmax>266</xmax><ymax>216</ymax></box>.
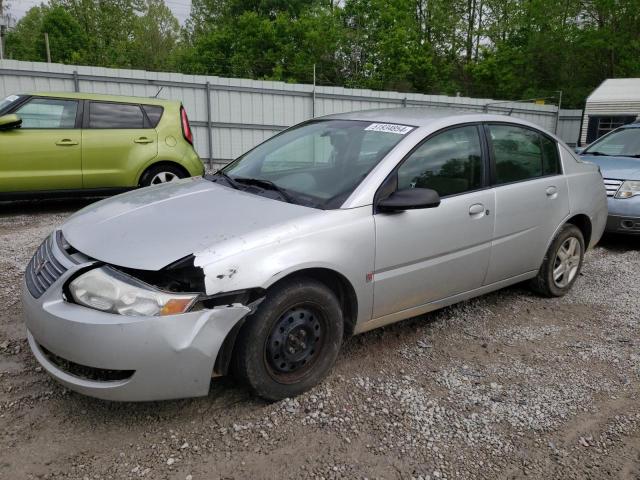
<box><xmin>0</xmin><ymin>60</ymin><xmax>583</xmax><ymax>169</ymax></box>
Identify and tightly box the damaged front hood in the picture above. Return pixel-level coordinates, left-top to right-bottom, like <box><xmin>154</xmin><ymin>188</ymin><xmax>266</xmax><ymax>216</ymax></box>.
<box><xmin>62</xmin><ymin>178</ymin><xmax>317</xmax><ymax>270</ymax></box>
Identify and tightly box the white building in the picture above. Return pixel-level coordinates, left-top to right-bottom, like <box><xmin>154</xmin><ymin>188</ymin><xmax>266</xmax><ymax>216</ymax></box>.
<box><xmin>580</xmin><ymin>78</ymin><xmax>640</xmax><ymax>146</ymax></box>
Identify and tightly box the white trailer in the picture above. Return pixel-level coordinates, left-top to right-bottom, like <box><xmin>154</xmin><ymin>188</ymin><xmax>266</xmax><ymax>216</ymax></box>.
<box><xmin>580</xmin><ymin>78</ymin><xmax>640</xmax><ymax>146</ymax></box>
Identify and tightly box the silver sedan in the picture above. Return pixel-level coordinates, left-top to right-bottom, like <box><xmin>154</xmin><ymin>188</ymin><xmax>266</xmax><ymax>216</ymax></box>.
<box><xmin>22</xmin><ymin>109</ymin><xmax>608</xmax><ymax>401</ymax></box>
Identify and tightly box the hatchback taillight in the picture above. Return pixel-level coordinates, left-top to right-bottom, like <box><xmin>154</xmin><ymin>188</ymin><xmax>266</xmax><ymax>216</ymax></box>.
<box><xmin>180</xmin><ymin>106</ymin><xmax>193</xmax><ymax>145</ymax></box>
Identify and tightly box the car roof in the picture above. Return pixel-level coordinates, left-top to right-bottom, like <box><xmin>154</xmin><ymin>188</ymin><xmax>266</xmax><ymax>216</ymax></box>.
<box><xmin>320</xmin><ymin>107</ymin><xmax>544</xmax><ymax>129</ymax></box>
<box><xmin>25</xmin><ymin>92</ymin><xmax>178</xmax><ymax>106</ymax></box>
<box><xmin>621</xmin><ymin>122</ymin><xmax>640</xmax><ymax>129</ymax></box>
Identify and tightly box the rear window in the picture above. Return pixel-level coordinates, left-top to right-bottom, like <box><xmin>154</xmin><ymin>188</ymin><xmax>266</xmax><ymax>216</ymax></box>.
<box><xmin>489</xmin><ymin>124</ymin><xmax>542</xmax><ymax>184</ymax></box>
<box><xmin>541</xmin><ymin>135</ymin><xmax>561</xmax><ymax>175</ymax></box>
<box><xmin>88</xmin><ymin>102</ymin><xmax>144</xmax><ymax>129</ymax></box>
<box><xmin>142</xmin><ymin>105</ymin><xmax>163</xmax><ymax>128</ymax></box>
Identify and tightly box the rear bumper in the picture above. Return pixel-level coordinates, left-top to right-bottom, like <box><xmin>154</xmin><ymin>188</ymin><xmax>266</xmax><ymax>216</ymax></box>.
<box><xmin>22</xmin><ymin>268</ymin><xmax>251</xmax><ymax>402</ymax></box>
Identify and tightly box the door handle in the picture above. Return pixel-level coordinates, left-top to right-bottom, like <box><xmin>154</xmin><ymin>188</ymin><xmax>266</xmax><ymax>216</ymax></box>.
<box><xmin>546</xmin><ymin>186</ymin><xmax>558</xmax><ymax>198</ymax></box>
<box><xmin>134</xmin><ymin>137</ymin><xmax>153</xmax><ymax>144</ymax></box>
<box><xmin>55</xmin><ymin>139</ymin><xmax>78</xmax><ymax>146</ymax></box>
<box><xmin>469</xmin><ymin>203</ymin><xmax>485</xmax><ymax>216</ymax></box>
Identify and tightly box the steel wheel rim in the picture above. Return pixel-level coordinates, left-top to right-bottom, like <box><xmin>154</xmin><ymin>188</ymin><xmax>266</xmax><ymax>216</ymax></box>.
<box><xmin>265</xmin><ymin>304</ymin><xmax>325</xmax><ymax>384</ymax></box>
<box><xmin>553</xmin><ymin>236</ymin><xmax>581</xmax><ymax>288</ymax></box>
<box><xmin>150</xmin><ymin>171</ymin><xmax>178</xmax><ymax>184</ymax></box>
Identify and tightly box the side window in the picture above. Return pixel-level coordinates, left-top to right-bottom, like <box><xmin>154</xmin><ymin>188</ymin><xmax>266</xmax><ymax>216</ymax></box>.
<box><xmin>15</xmin><ymin>98</ymin><xmax>78</xmax><ymax>129</ymax></box>
<box><xmin>397</xmin><ymin>125</ymin><xmax>483</xmax><ymax>197</ymax></box>
<box><xmin>488</xmin><ymin>125</ymin><xmax>543</xmax><ymax>184</ymax></box>
<box><xmin>88</xmin><ymin>102</ymin><xmax>144</xmax><ymax>129</ymax></box>
<box><xmin>142</xmin><ymin>105</ymin><xmax>163</xmax><ymax>128</ymax></box>
<box><xmin>540</xmin><ymin>135</ymin><xmax>561</xmax><ymax>175</ymax></box>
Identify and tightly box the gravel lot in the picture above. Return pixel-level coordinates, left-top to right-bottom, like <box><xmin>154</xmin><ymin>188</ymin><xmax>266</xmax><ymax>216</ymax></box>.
<box><xmin>1</xmin><ymin>198</ymin><xmax>639</xmax><ymax>480</ymax></box>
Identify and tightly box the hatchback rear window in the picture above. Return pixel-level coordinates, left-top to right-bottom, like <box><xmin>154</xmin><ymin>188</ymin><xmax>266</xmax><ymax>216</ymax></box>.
<box><xmin>142</xmin><ymin>105</ymin><xmax>163</xmax><ymax>128</ymax></box>
<box><xmin>89</xmin><ymin>102</ymin><xmax>144</xmax><ymax>129</ymax></box>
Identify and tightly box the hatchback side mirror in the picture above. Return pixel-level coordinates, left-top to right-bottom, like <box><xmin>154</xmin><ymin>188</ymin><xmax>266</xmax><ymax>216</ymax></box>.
<box><xmin>574</xmin><ymin>146</ymin><xmax>585</xmax><ymax>155</ymax></box>
<box><xmin>378</xmin><ymin>188</ymin><xmax>441</xmax><ymax>212</ymax></box>
<box><xmin>0</xmin><ymin>114</ymin><xmax>22</xmax><ymax>131</ymax></box>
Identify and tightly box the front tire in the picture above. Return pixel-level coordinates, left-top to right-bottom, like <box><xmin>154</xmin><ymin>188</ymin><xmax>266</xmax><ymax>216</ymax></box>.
<box><xmin>530</xmin><ymin>224</ymin><xmax>585</xmax><ymax>297</ymax></box>
<box><xmin>232</xmin><ymin>277</ymin><xmax>343</xmax><ymax>401</ymax></box>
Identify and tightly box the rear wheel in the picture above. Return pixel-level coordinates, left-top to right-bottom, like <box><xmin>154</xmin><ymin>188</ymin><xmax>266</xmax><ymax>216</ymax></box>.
<box><xmin>232</xmin><ymin>277</ymin><xmax>343</xmax><ymax>401</ymax></box>
<box><xmin>530</xmin><ymin>224</ymin><xmax>585</xmax><ymax>297</ymax></box>
<box><xmin>140</xmin><ymin>164</ymin><xmax>186</xmax><ymax>187</ymax></box>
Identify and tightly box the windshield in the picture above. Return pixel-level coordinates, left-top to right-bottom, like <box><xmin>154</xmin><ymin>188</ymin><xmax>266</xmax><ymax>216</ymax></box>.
<box><xmin>584</xmin><ymin>127</ymin><xmax>640</xmax><ymax>157</ymax></box>
<box><xmin>220</xmin><ymin>119</ymin><xmax>414</xmax><ymax>209</ymax></box>
<box><xmin>0</xmin><ymin>95</ymin><xmax>23</xmax><ymax>115</ymax></box>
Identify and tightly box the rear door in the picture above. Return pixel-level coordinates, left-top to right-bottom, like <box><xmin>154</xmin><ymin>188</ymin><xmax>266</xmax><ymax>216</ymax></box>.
<box><xmin>81</xmin><ymin>101</ymin><xmax>158</xmax><ymax>188</ymax></box>
<box><xmin>484</xmin><ymin>123</ymin><xmax>569</xmax><ymax>284</ymax></box>
<box><xmin>0</xmin><ymin>96</ymin><xmax>82</xmax><ymax>192</ymax></box>
<box><xmin>373</xmin><ymin>124</ymin><xmax>495</xmax><ymax>319</ymax></box>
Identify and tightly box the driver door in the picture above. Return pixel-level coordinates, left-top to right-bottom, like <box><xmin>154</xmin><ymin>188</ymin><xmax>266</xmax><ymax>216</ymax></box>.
<box><xmin>0</xmin><ymin>97</ymin><xmax>82</xmax><ymax>193</ymax></box>
<box><xmin>372</xmin><ymin>125</ymin><xmax>495</xmax><ymax>319</ymax></box>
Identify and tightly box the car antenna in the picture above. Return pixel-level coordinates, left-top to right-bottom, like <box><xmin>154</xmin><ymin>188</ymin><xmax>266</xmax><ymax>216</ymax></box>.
<box><xmin>153</xmin><ymin>86</ymin><xmax>164</xmax><ymax>98</ymax></box>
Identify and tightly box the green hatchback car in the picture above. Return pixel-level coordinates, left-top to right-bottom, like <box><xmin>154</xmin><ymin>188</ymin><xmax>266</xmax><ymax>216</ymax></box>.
<box><xmin>0</xmin><ymin>92</ymin><xmax>204</xmax><ymax>197</ymax></box>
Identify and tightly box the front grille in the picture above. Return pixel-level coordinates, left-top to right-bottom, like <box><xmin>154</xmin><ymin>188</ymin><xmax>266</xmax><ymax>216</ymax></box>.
<box><xmin>603</xmin><ymin>178</ymin><xmax>623</xmax><ymax>197</ymax></box>
<box><xmin>25</xmin><ymin>235</ymin><xmax>68</xmax><ymax>298</ymax></box>
<box><xmin>40</xmin><ymin>344</ymin><xmax>134</xmax><ymax>382</ymax></box>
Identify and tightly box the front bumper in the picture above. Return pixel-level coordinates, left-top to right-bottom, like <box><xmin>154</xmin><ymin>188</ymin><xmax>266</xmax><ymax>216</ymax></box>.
<box><xmin>606</xmin><ymin>196</ymin><xmax>640</xmax><ymax>234</ymax></box>
<box><xmin>22</xmin><ymin>250</ymin><xmax>251</xmax><ymax>402</ymax></box>
<box><xmin>605</xmin><ymin>215</ymin><xmax>640</xmax><ymax>234</ymax></box>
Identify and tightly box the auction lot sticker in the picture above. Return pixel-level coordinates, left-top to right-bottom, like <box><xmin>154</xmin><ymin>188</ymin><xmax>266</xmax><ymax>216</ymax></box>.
<box><xmin>365</xmin><ymin>123</ymin><xmax>414</xmax><ymax>135</ymax></box>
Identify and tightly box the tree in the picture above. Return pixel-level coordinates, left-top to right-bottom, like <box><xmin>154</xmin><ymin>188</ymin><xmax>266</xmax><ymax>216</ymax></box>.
<box><xmin>6</xmin><ymin>0</ymin><xmax>179</xmax><ymax>70</ymax></box>
<box><xmin>129</xmin><ymin>0</ymin><xmax>180</xmax><ymax>70</ymax></box>
<box><xmin>5</xmin><ymin>0</ymin><xmax>640</xmax><ymax>108</ymax></box>
<box><xmin>4</xmin><ymin>5</ymin><xmax>86</xmax><ymax>63</ymax></box>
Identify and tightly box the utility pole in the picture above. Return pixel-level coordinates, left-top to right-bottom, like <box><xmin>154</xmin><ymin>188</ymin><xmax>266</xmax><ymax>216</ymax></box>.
<box><xmin>0</xmin><ymin>0</ymin><xmax>5</xmax><ymax>61</ymax></box>
<box><xmin>312</xmin><ymin>63</ymin><xmax>316</xmax><ymax>119</ymax></box>
<box><xmin>554</xmin><ymin>90</ymin><xmax>563</xmax><ymax>134</ymax></box>
<box><xmin>44</xmin><ymin>32</ymin><xmax>51</xmax><ymax>63</ymax></box>
<box><xmin>0</xmin><ymin>25</ymin><xmax>5</xmax><ymax>61</ymax></box>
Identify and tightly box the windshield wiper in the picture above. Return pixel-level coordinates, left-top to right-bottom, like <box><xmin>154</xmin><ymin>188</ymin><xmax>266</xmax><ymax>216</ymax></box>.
<box><xmin>584</xmin><ymin>151</ymin><xmax>607</xmax><ymax>156</ymax></box>
<box><xmin>208</xmin><ymin>171</ymin><xmax>240</xmax><ymax>189</ymax></box>
<box><xmin>234</xmin><ymin>177</ymin><xmax>294</xmax><ymax>203</ymax></box>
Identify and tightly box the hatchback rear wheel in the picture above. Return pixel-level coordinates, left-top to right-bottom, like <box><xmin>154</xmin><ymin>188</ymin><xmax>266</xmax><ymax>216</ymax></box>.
<box><xmin>530</xmin><ymin>224</ymin><xmax>585</xmax><ymax>297</ymax></box>
<box><xmin>231</xmin><ymin>277</ymin><xmax>343</xmax><ymax>401</ymax></box>
<box><xmin>140</xmin><ymin>164</ymin><xmax>186</xmax><ymax>187</ymax></box>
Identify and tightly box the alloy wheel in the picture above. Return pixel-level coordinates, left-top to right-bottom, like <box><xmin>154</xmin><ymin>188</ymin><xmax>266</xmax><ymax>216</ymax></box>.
<box><xmin>150</xmin><ymin>171</ymin><xmax>179</xmax><ymax>184</ymax></box>
<box><xmin>552</xmin><ymin>236</ymin><xmax>581</xmax><ymax>288</ymax></box>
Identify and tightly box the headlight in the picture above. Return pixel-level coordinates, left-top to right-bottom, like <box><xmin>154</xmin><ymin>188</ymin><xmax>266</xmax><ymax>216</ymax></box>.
<box><xmin>69</xmin><ymin>267</ymin><xmax>198</xmax><ymax>316</ymax></box>
<box><xmin>615</xmin><ymin>180</ymin><xmax>640</xmax><ymax>199</ymax></box>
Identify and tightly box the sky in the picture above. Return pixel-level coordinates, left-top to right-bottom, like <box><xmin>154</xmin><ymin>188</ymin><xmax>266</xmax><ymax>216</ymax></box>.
<box><xmin>7</xmin><ymin>0</ymin><xmax>193</xmax><ymax>24</ymax></box>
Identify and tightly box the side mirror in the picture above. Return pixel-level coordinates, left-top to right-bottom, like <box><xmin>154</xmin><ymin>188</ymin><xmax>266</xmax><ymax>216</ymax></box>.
<box><xmin>378</xmin><ymin>188</ymin><xmax>441</xmax><ymax>212</ymax></box>
<box><xmin>0</xmin><ymin>114</ymin><xmax>22</xmax><ymax>131</ymax></box>
<box><xmin>574</xmin><ymin>146</ymin><xmax>584</xmax><ymax>155</ymax></box>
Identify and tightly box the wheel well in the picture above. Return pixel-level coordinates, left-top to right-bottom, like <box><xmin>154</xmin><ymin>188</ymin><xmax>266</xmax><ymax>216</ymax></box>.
<box><xmin>138</xmin><ymin>161</ymin><xmax>189</xmax><ymax>186</ymax></box>
<box><xmin>213</xmin><ymin>268</ymin><xmax>359</xmax><ymax>377</ymax></box>
<box><xmin>566</xmin><ymin>214</ymin><xmax>592</xmax><ymax>247</ymax></box>
<box><xmin>270</xmin><ymin>268</ymin><xmax>359</xmax><ymax>337</ymax></box>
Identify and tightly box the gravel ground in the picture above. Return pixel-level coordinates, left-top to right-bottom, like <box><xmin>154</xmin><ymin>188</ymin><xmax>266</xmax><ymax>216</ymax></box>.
<box><xmin>1</xmin><ymin>198</ymin><xmax>639</xmax><ymax>480</ymax></box>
